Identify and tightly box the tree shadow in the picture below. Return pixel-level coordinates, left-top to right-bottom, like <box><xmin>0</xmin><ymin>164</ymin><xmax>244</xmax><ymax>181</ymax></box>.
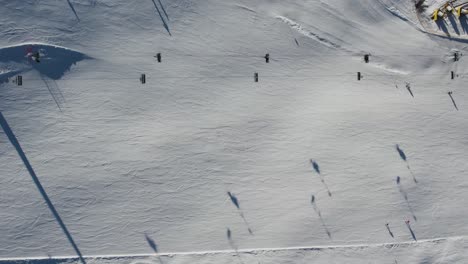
<box><xmin>227</xmin><ymin>192</ymin><xmax>253</xmax><ymax>235</ymax></box>
<box><xmin>151</xmin><ymin>0</ymin><xmax>172</xmax><ymax>36</ymax></box>
<box><xmin>0</xmin><ymin>112</ymin><xmax>86</xmax><ymax>264</ymax></box>
<box><xmin>66</xmin><ymin>0</ymin><xmax>80</xmax><ymax>21</ymax></box>
<box><xmin>396</xmin><ymin>177</ymin><xmax>417</xmax><ymax>221</ymax></box>
<box><xmin>395</xmin><ymin>145</ymin><xmax>417</xmax><ymax>183</ymax></box>
<box><xmin>309</xmin><ymin>160</ymin><xmax>332</xmax><ymax>197</ymax></box>
<box><xmin>145</xmin><ymin>234</ymin><xmax>164</xmax><ymax>264</ymax></box>
<box><xmin>311</xmin><ymin>195</ymin><xmax>332</xmax><ymax>238</ymax></box>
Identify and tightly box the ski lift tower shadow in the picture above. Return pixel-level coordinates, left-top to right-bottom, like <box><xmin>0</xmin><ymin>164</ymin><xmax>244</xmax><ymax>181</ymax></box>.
<box><xmin>0</xmin><ymin>112</ymin><xmax>86</xmax><ymax>264</ymax></box>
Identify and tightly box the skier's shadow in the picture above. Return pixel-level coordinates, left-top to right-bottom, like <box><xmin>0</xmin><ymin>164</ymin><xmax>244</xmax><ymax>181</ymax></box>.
<box><xmin>226</xmin><ymin>228</ymin><xmax>245</xmax><ymax>264</ymax></box>
<box><xmin>227</xmin><ymin>192</ymin><xmax>254</xmax><ymax>235</ymax></box>
<box><xmin>396</xmin><ymin>176</ymin><xmax>417</xmax><ymax>221</ymax></box>
<box><xmin>311</xmin><ymin>195</ymin><xmax>332</xmax><ymax>238</ymax></box>
<box><xmin>395</xmin><ymin>145</ymin><xmax>417</xmax><ymax>183</ymax></box>
<box><xmin>310</xmin><ymin>160</ymin><xmax>332</xmax><ymax>197</ymax></box>
<box><xmin>145</xmin><ymin>234</ymin><xmax>164</xmax><ymax>264</ymax></box>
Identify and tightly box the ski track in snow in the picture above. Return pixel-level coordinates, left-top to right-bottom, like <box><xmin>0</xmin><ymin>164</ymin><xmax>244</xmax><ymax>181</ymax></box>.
<box><xmin>1</xmin><ymin>235</ymin><xmax>466</xmax><ymax>263</ymax></box>
<box><xmin>276</xmin><ymin>16</ymin><xmax>345</xmax><ymax>51</ymax></box>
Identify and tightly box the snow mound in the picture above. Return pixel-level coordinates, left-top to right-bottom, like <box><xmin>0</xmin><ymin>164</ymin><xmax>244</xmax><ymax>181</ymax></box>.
<box><xmin>0</xmin><ymin>43</ymin><xmax>88</xmax><ymax>80</ymax></box>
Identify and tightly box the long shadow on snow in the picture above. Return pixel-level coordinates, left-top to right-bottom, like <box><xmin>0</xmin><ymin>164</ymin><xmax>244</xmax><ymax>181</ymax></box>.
<box><xmin>436</xmin><ymin>19</ymin><xmax>450</xmax><ymax>36</ymax></box>
<box><xmin>395</xmin><ymin>145</ymin><xmax>417</xmax><ymax>183</ymax></box>
<box><xmin>66</xmin><ymin>0</ymin><xmax>80</xmax><ymax>21</ymax></box>
<box><xmin>0</xmin><ymin>44</ymin><xmax>88</xmax><ymax>80</ymax></box>
<box><xmin>460</xmin><ymin>16</ymin><xmax>468</xmax><ymax>34</ymax></box>
<box><xmin>448</xmin><ymin>15</ymin><xmax>461</xmax><ymax>35</ymax></box>
<box><xmin>311</xmin><ymin>195</ymin><xmax>332</xmax><ymax>239</ymax></box>
<box><xmin>227</xmin><ymin>192</ymin><xmax>254</xmax><ymax>235</ymax></box>
<box><xmin>0</xmin><ymin>112</ymin><xmax>86</xmax><ymax>264</ymax></box>
<box><xmin>151</xmin><ymin>0</ymin><xmax>172</xmax><ymax>36</ymax></box>
<box><xmin>157</xmin><ymin>0</ymin><xmax>169</xmax><ymax>21</ymax></box>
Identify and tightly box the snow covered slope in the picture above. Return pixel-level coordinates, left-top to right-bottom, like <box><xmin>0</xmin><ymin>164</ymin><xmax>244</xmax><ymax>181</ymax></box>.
<box><xmin>1</xmin><ymin>0</ymin><xmax>468</xmax><ymax>263</ymax></box>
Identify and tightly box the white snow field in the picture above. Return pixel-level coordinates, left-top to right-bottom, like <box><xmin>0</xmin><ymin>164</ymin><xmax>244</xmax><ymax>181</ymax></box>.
<box><xmin>1</xmin><ymin>0</ymin><xmax>468</xmax><ymax>263</ymax></box>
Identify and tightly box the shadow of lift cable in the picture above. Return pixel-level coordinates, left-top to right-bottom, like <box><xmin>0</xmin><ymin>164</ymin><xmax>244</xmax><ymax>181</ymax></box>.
<box><xmin>0</xmin><ymin>112</ymin><xmax>86</xmax><ymax>264</ymax></box>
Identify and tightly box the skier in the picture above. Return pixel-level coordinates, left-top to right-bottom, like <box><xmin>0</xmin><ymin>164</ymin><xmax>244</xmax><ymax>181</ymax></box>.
<box><xmin>32</xmin><ymin>51</ymin><xmax>41</xmax><ymax>63</ymax></box>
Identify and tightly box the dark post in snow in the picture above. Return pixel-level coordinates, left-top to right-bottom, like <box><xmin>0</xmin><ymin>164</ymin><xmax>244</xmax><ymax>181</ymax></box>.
<box><xmin>357</xmin><ymin>72</ymin><xmax>361</xmax><ymax>81</ymax></box>
<box><xmin>140</xmin><ymin>74</ymin><xmax>146</xmax><ymax>84</ymax></box>
<box><xmin>454</xmin><ymin>52</ymin><xmax>459</xmax><ymax>62</ymax></box>
<box><xmin>364</xmin><ymin>54</ymin><xmax>370</xmax><ymax>63</ymax></box>
<box><xmin>265</xmin><ymin>53</ymin><xmax>270</xmax><ymax>63</ymax></box>
<box><xmin>451</xmin><ymin>71</ymin><xmax>455</xmax><ymax>80</ymax></box>
<box><xmin>254</xmin><ymin>72</ymin><xmax>259</xmax><ymax>82</ymax></box>
<box><xmin>155</xmin><ymin>53</ymin><xmax>162</xmax><ymax>63</ymax></box>
<box><xmin>16</xmin><ymin>75</ymin><xmax>22</xmax><ymax>86</ymax></box>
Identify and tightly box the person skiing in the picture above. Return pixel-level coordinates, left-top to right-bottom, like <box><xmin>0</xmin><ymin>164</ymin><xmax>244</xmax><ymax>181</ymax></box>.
<box><xmin>32</xmin><ymin>51</ymin><xmax>40</xmax><ymax>63</ymax></box>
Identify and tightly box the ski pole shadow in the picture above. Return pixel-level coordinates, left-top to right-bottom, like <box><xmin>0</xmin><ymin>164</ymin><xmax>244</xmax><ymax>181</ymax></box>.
<box><xmin>151</xmin><ymin>0</ymin><xmax>172</xmax><ymax>36</ymax></box>
<box><xmin>310</xmin><ymin>160</ymin><xmax>332</xmax><ymax>197</ymax></box>
<box><xmin>0</xmin><ymin>112</ymin><xmax>86</xmax><ymax>264</ymax></box>
<box><xmin>396</xmin><ymin>176</ymin><xmax>417</xmax><ymax>221</ymax></box>
<box><xmin>311</xmin><ymin>195</ymin><xmax>332</xmax><ymax>238</ymax></box>
<box><xmin>145</xmin><ymin>234</ymin><xmax>164</xmax><ymax>264</ymax></box>
<box><xmin>66</xmin><ymin>0</ymin><xmax>80</xmax><ymax>21</ymax></box>
<box><xmin>448</xmin><ymin>91</ymin><xmax>459</xmax><ymax>111</ymax></box>
<box><xmin>227</xmin><ymin>192</ymin><xmax>254</xmax><ymax>235</ymax></box>
<box><xmin>405</xmin><ymin>220</ymin><xmax>417</xmax><ymax>241</ymax></box>
<box><xmin>227</xmin><ymin>228</ymin><xmax>245</xmax><ymax>264</ymax></box>
<box><xmin>395</xmin><ymin>145</ymin><xmax>417</xmax><ymax>183</ymax></box>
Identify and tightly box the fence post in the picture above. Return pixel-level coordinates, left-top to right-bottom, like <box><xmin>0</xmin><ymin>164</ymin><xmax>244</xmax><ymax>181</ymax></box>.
<box><xmin>140</xmin><ymin>74</ymin><xmax>146</xmax><ymax>84</ymax></box>
<box><xmin>255</xmin><ymin>72</ymin><xmax>259</xmax><ymax>82</ymax></box>
<box><xmin>357</xmin><ymin>72</ymin><xmax>361</xmax><ymax>81</ymax></box>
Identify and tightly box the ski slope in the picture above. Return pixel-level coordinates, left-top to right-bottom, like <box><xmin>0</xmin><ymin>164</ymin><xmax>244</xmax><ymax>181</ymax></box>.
<box><xmin>1</xmin><ymin>0</ymin><xmax>468</xmax><ymax>263</ymax></box>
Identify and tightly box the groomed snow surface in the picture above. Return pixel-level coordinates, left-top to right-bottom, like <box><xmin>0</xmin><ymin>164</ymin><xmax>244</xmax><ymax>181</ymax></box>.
<box><xmin>1</xmin><ymin>0</ymin><xmax>468</xmax><ymax>263</ymax></box>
